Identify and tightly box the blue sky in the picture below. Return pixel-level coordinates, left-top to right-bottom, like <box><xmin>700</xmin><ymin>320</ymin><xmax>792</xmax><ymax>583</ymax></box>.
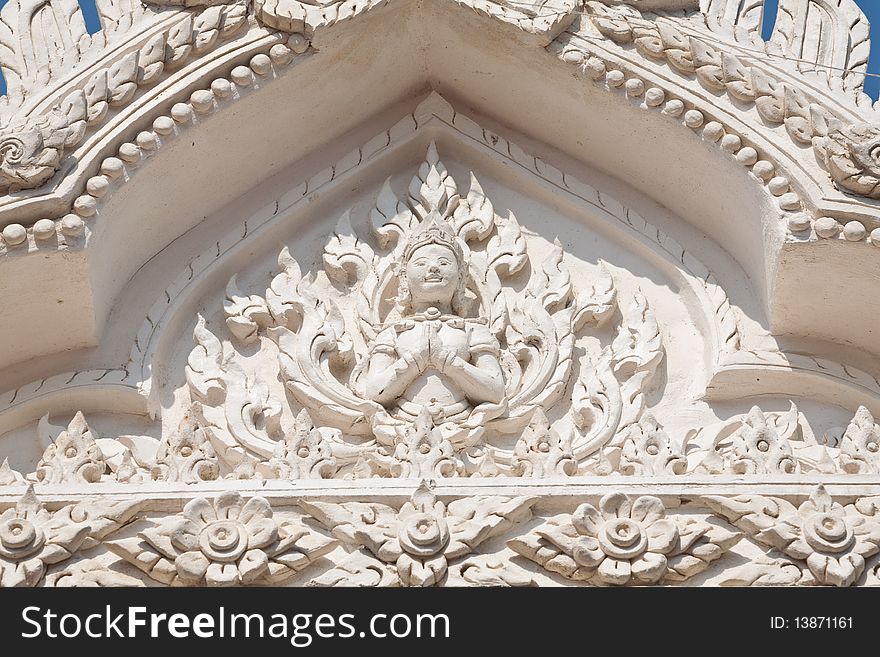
<box><xmin>1</xmin><ymin>0</ymin><xmax>880</xmax><ymax>98</ymax></box>
<box><xmin>763</xmin><ymin>0</ymin><xmax>880</xmax><ymax>99</ymax></box>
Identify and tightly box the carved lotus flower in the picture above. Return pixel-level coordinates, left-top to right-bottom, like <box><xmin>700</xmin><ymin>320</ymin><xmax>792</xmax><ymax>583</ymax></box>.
<box><xmin>705</xmin><ymin>486</ymin><xmax>880</xmax><ymax>587</ymax></box>
<box><xmin>510</xmin><ymin>492</ymin><xmax>741</xmax><ymax>585</ymax></box>
<box><xmin>763</xmin><ymin>488</ymin><xmax>880</xmax><ymax>587</ymax></box>
<box><xmin>0</xmin><ymin>487</ymin><xmax>88</xmax><ymax>587</ymax></box>
<box><xmin>169</xmin><ymin>493</ymin><xmax>281</xmax><ymax>585</ymax></box>
<box><xmin>303</xmin><ymin>483</ymin><xmax>536</xmax><ymax>587</ymax></box>
<box><xmin>395</xmin><ymin>487</ymin><xmax>451</xmax><ymax>585</ymax></box>
<box><xmin>108</xmin><ymin>492</ymin><xmax>336</xmax><ymax>586</ymax></box>
<box><xmin>567</xmin><ymin>494</ymin><xmax>678</xmax><ymax>585</ymax></box>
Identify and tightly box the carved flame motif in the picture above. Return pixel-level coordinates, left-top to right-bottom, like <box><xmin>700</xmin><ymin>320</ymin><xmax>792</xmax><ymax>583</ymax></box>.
<box><xmin>187</xmin><ymin>144</ymin><xmax>666</xmax><ymax>477</ymax></box>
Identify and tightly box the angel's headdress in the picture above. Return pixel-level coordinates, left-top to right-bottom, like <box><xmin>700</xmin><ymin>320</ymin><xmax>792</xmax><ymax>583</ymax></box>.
<box><xmin>402</xmin><ymin>213</ymin><xmax>464</xmax><ymax>265</ymax></box>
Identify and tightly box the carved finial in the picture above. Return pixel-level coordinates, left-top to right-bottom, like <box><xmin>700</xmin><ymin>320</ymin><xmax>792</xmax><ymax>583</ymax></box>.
<box><xmin>839</xmin><ymin>406</ymin><xmax>880</xmax><ymax>474</ymax></box>
<box><xmin>620</xmin><ymin>414</ymin><xmax>686</xmax><ymax>476</ymax></box>
<box><xmin>729</xmin><ymin>406</ymin><xmax>798</xmax><ymax>475</ymax></box>
<box><xmin>270</xmin><ymin>409</ymin><xmax>337</xmax><ymax>479</ymax></box>
<box><xmin>0</xmin><ymin>458</ymin><xmax>24</xmax><ymax>485</ymax></box>
<box><xmin>379</xmin><ymin>408</ymin><xmax>461</xmax><ymax>479</ymax></box>
<box><xmin>513</xmin><ymin>408</ymin><xmax>576</xmax><ymax>477</ymax></box>
<box><xmin>35</xmin><ymin>412</ymin><xmax>106</xmax><ymax>484</ymax></box>
<box><xmin>16</xmin><ymin>484</ymin><xmax>41</xmax><ymax>515</ymax></box>
<box><xmin>151</xmin><ymin>407</ymin><xmax>219</xmax><ymax>483</ymax></box>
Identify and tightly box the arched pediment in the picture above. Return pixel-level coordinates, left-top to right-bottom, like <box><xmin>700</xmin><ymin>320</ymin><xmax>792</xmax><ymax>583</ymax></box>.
<box><xmin>1</xmin><ymin>0</ymin><xmax>880</xmax><ymax>589</ymax></box>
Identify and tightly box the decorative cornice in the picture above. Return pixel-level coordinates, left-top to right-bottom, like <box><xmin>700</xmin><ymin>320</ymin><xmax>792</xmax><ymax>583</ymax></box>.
<box><xmin>0</xmin><ymin>32</ymin><xmax>306</xmax><ymax>256</ymax></box>
<box><xmin>554</xmin><ymin>11</ymin><xmax>880</xmax><ymax>242</ymax></box>
<box><xmin>0</xmin><ymin>0</ymin><xmax>579</xmax><ymax>204</ymax></box>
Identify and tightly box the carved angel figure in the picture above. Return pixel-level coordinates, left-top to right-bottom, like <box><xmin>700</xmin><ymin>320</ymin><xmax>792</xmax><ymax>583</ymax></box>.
<box><xmin>359</xmin><ymin>216</ymin><xmax>507</xmax><ymax>446</ymax></box>
<box><xmin>193</xmin><ymin>143</ymin><xmax>663</xmax><ymax>475</ymax></box>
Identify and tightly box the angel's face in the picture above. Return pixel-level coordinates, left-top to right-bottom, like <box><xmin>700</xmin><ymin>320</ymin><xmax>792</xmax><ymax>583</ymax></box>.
<box><xmin>405</xmin><ymin>243</ymin><xmax>459</xmax><ymax>307</ymax></box>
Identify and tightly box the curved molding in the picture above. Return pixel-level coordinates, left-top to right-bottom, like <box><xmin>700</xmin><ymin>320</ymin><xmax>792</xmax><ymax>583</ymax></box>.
<box><xmin>1</xmin><ymin>476</ymin><xmax>879</xmax><ymax>504</ymax></box>
<box><xmin>707</xmin><ymin>351</ymin><xmax>880</xmax><ymax>418</ymax></box>
<box><xmin>0</xmin><ymin>368</ymin><xmax>144</xmax><ymax>436</ymax></box>
<box><xmin>6</xmin><ymin>92</ymin><xmax>878</xmax><ymax>428</ymax></box>
<box><xmin>0</xmin><ymin>27</ymin><xmax>294</xmax><ymax>245</ymax></box>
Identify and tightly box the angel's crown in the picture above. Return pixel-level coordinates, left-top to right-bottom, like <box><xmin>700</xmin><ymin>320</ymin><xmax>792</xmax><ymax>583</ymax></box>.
<box><xmin>403</xmin><ymin>213</ymin><xmax>464</xmax><ymax>263</ymax></box>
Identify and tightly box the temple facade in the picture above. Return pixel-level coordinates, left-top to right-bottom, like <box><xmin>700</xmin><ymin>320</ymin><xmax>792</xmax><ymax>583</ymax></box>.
<box><xmin>1</xmin><ymin>0</ymin><xmax>880</xmax><ymax>586</ymax></box>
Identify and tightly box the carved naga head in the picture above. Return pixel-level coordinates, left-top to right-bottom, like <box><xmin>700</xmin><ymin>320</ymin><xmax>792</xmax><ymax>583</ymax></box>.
<box><xmin>820</xmin><ymin>123</ymin><xmax>880</xmax><ymax>200</ymax></box>
<box><xmin>0</xmin><ymin>128</ymin><xmax>61</xmax><ymax>193</ymax></box>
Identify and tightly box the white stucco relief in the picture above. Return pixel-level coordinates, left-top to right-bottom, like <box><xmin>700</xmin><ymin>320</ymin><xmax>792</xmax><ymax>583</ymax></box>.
<box><xmin>2</xmin><ymin>0</ymin><xmax>880</xmax><ymax>587</ymax></box>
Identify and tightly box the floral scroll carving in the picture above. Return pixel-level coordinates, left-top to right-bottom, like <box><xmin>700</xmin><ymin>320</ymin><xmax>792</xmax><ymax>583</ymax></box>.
<box><xmin>2</xmin><ymin>483</ymin><xmax>880</xmax><ymax>586</ymax></box>
<box><xmin>0</xmin><ymin>487</ymin><xmax>143</xmax><ymax>587</ymax></box>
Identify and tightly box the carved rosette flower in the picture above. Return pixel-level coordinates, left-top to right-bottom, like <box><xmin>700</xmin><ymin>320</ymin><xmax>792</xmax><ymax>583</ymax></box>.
<box><xmin>570</xmin><ymin>494</ymin><xmax>678</xmax><ymax>585</ymax></box>
<box><xmin>705</xmin><ymin>486</ymin><xmax>880</xmax><ymax>587</ymax></box>
<box><xmin>270</xmin><ymin>409</ymin><xmax>337</xmax><ymax>479</ymax></box>
<box><xmin>793</xmin><ymin>490</ymin><xmax>874</xmax><ymax>586</ymax></box>
<box><xmin>35</xmin><ymin>412</ymin><xmax>106</xmax><ymax>484</ymax></box>
<box><xmin>0</xmin><ymin>487</ymin><xmax>89</xmax><ymax>587</ymax></box>
<box><xmin>151</xmin><ymin>408</ymin><xmax>220</xmax><ymax>483</ymax></box>
<box><xmin>838</xmin><ymin>406</ymin><xmax>880</xmax><ymax>474</ymax></box>
<box><xmin>302</xmin><ymin>483</ymin><xmax>536</xmax><ymax>587</ymax></box>
<box><xmin>107</xmin><ymin>492</ymin><xmax>336</xmax><ymax>586</ymax></box>
<box><xmin>512</xmin><ymin>408</ymin><xmax>577</xmax><ymax>477</ymax></box>
<box><xmin>509</xmin><ymin>493</ymin><xmax>741</xmax><ymax>585</ymax></box>
<box><xmin>171</xmin><ymin>495</ymin><xmax>281</xmax><ymax>585</ymax></box>
<box><xmin>394</xmin><ymin>486</ymin><xmax>452</xmax><ymax>586</ymax></box>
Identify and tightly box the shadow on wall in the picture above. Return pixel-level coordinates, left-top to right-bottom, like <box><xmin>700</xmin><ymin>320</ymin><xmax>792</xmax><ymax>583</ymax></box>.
<box><xmin>0</xmin><ymin>0</ymin><xmax>878</xmax><ymax>99</ymax></box>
